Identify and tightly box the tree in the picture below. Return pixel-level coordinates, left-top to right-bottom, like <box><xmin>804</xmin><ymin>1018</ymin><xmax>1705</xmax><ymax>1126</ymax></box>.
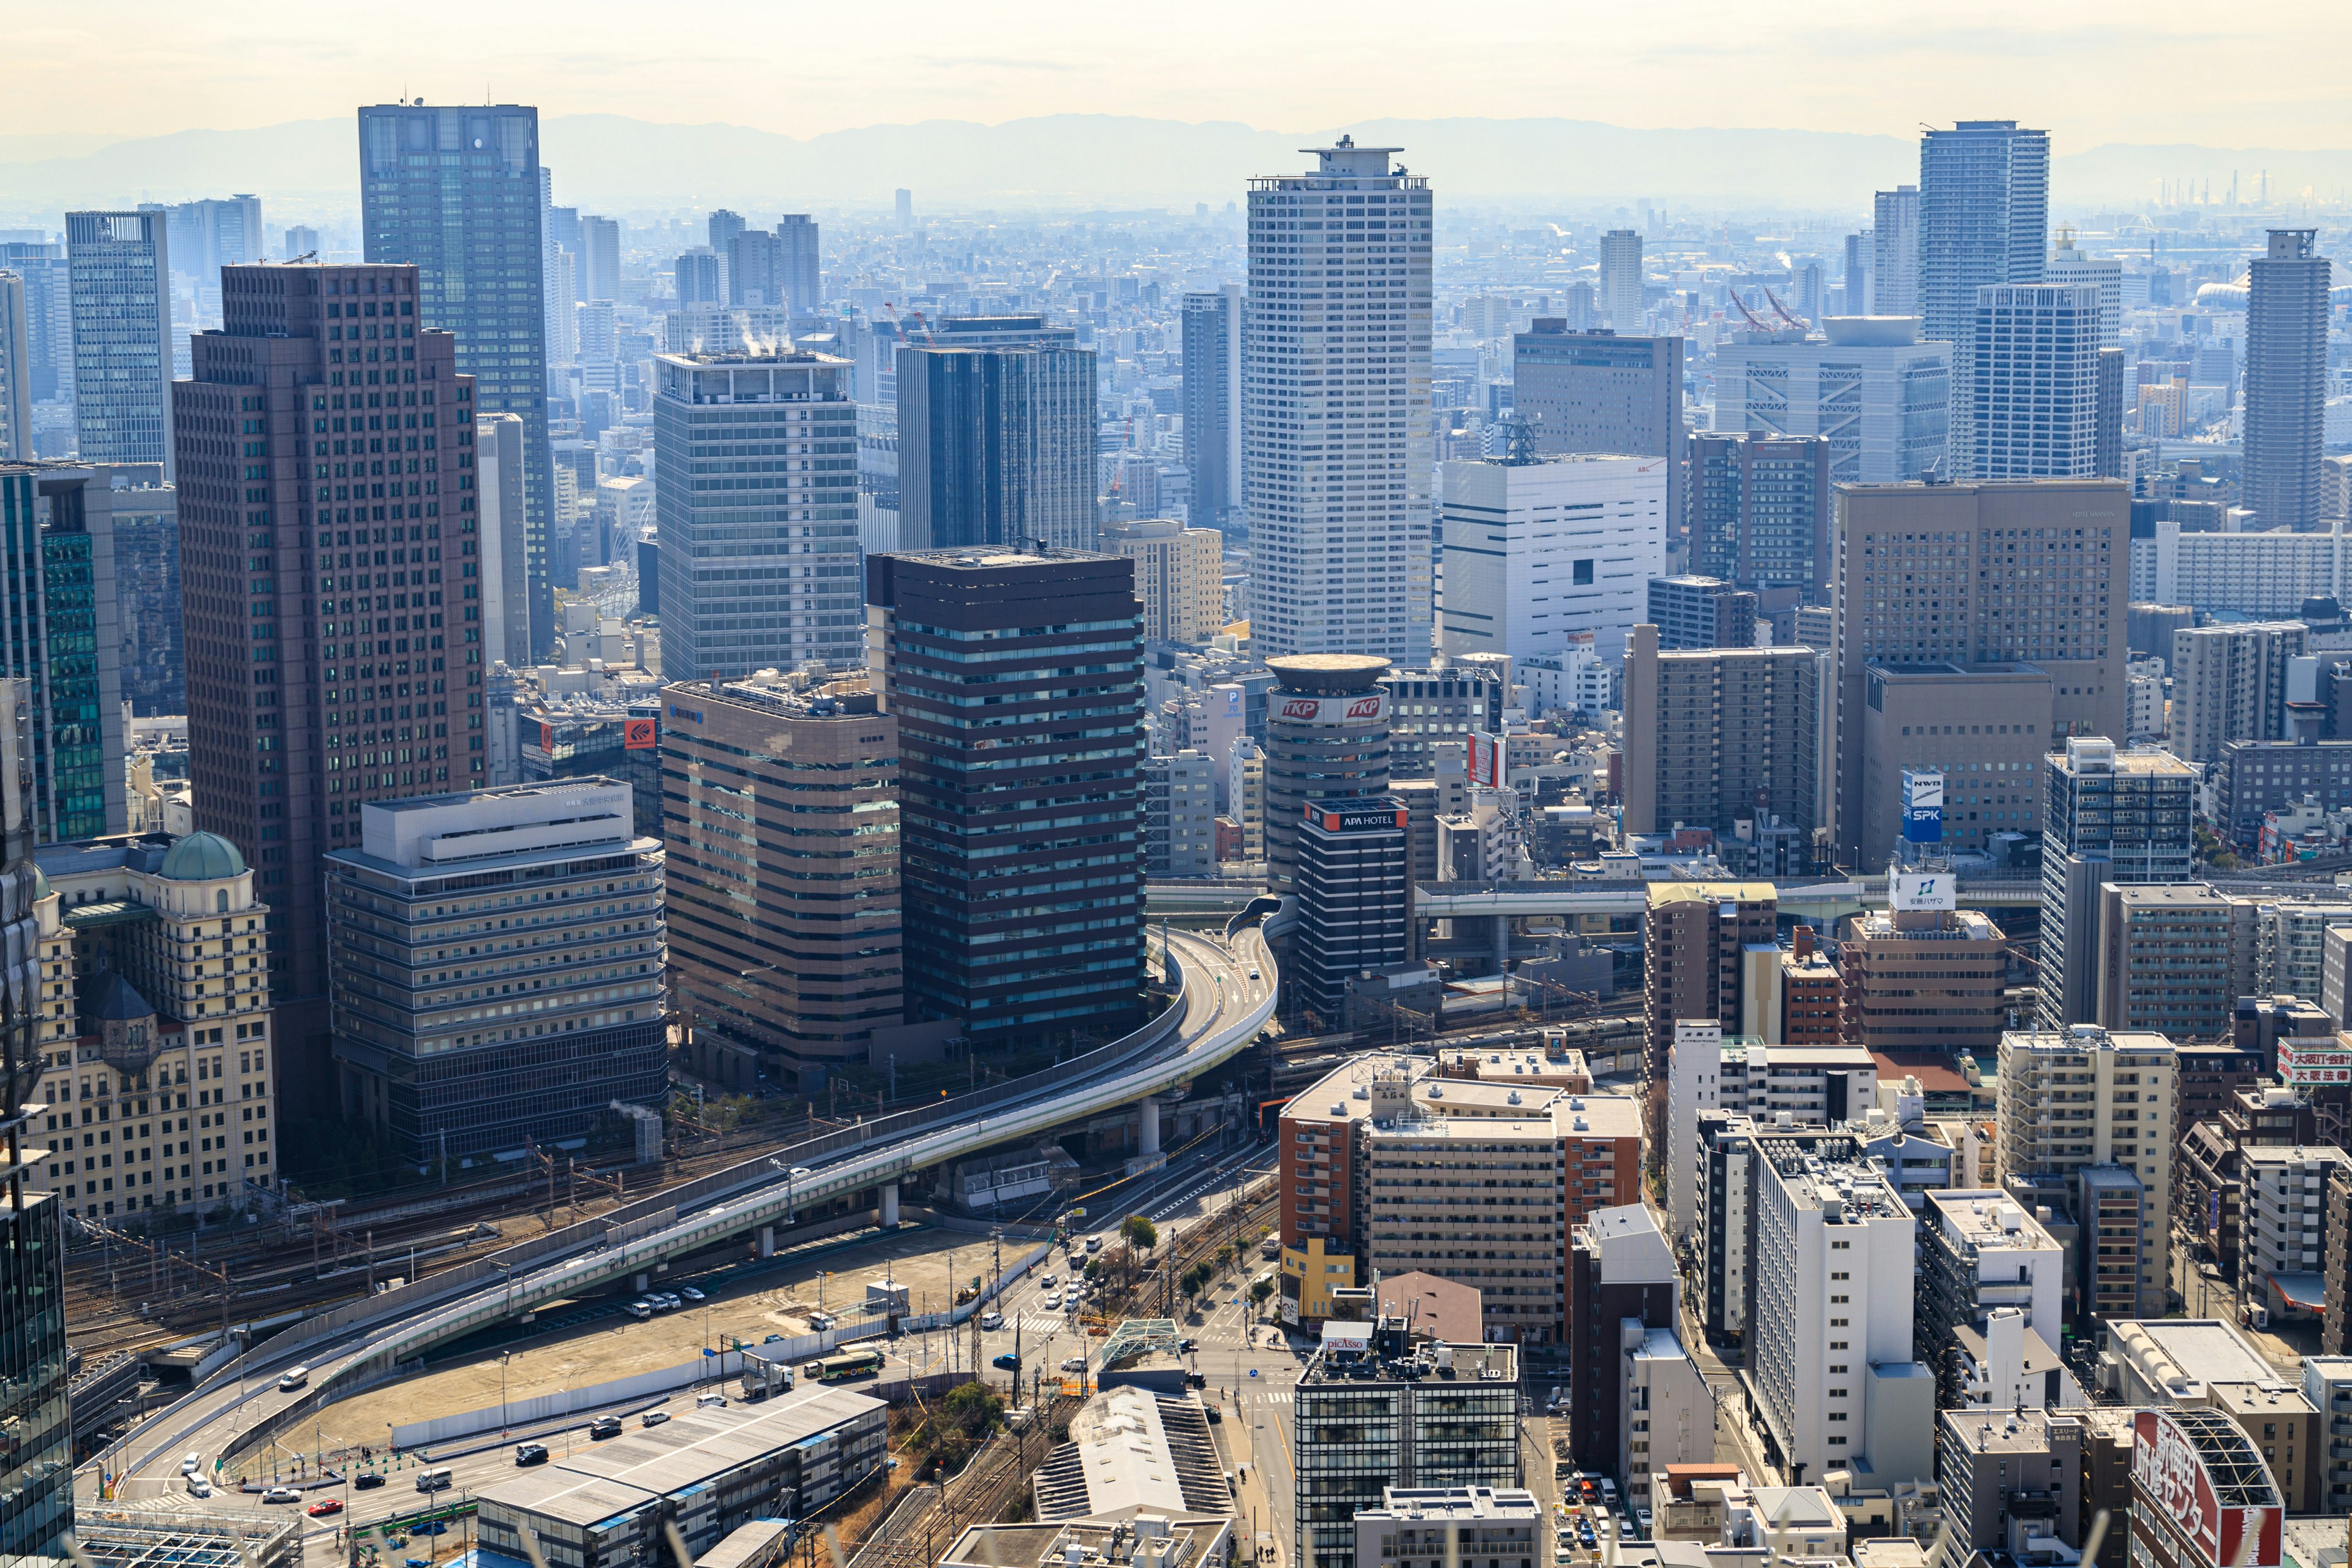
<box><xmin>1250</xmin><ymin>1277</ymin><xmax>1275</xmax><ymax>1308</ymax></box>
<box><xmin>940</xmin><ymin>1382</ymin><xmax>1003</xmax><ymax>1442</ymax></box>
<box><xmin>1182</xmin><ymin>1262</ymin><xmax>1214</xmax><ymax>1298</ymax></box>
<box><xmin>1121</xmin><ymin>1214</ymin><xmax>1158</xmax><ymax>1253</ymax></box>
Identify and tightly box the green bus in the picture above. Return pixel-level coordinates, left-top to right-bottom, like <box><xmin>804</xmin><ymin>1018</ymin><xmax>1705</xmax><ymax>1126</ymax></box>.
<box><xmin>815</xmin><ymin>1347</ymin><xmax>883</xmax><ymax>1382</ymax></box>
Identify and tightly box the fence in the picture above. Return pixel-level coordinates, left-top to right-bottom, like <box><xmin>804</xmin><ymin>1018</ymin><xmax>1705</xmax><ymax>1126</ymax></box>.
<box><xmin>390</xmin><ymin>1349</ymin><xmax>751</xmax><ymax>1449</ymax></box>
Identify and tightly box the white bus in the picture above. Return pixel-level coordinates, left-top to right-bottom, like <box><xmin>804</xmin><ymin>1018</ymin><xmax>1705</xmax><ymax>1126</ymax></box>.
<box><xmin>277</xmin><ymin>1366</ymin><xmax>309</xmax><ymax>1392</ymax></box>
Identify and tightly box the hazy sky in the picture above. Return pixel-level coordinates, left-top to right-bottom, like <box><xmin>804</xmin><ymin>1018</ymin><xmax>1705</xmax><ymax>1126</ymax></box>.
<box><xmin>12</xmin><ymin>0</ymin><xmax>2352</xmax><ymax>149</ymax></box>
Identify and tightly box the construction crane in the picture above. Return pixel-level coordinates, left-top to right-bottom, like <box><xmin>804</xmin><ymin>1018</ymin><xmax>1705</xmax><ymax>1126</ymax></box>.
<box><xmin>880</xmin><ymin>301</ymin><xmax>935</xmax><ymax>347</ymax></box>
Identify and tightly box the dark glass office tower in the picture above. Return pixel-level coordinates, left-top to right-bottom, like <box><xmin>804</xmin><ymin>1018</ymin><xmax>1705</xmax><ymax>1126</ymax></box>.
<box><xmin>2242</xmin><ymin>230</ymin><xmax>2331</xmax><ymax>530</ymax></box>
<box><xmin>867</xmin><ymin>549</ymin><xmax>1144</xmax><ymax>1045</ymax></box>
<box><xmin>358</xmin><ymin>104</ymin><xmax>554</xmax><ymax>655</ymax></box>
<box><xmin>175</xmin><ymin>261</ymin><xmax>486</xmax><ymax>1112</ymax></box>
<box><xmin>0</xmin><ymin>462</ymin><xmax>128</xmax><ymax>842</ymax></box>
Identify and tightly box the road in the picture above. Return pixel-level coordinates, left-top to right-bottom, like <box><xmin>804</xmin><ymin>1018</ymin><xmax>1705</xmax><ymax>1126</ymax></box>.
<box><xmin>94</xmin><ymin>923</ymin><xmax>1275</xmax><ymax>1514</ymax></box>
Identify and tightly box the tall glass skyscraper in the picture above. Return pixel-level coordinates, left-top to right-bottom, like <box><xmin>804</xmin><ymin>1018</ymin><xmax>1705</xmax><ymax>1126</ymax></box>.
<box><xmin>1917</xmin><ymin>121</ymin><xmax>2049</xmax><ymax>476</ymax></box>
<box><xmin>0</xmin><ymin>462</ymin><xmax>127</xmax><ymax>842</ymax></box>
<box><xmin>64</xmin><ymin>210</ymin><xmax>175</xmax><ymax>475</ymax></box>
<box><xmin>358</xmin><ymin>104</ymin><xmax>554</xmax><ymax>655</ymax></box>
<box><xmin>895</xmin><ymin>317</ymin><xmax>1096</xmax><ymax>553</ymax></box>
<box><xmin>2242</xmin><ymin>229</ymin><xmax>2331</xmax><ymax>531</ymax></box>
<box><xmin>1180</xmin><ymin>285</ymin><xmax>1242</xmax><ymax>526</ymax></box>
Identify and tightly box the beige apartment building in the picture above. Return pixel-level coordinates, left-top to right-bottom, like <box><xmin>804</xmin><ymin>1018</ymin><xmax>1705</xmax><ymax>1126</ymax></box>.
<box><xmin>1102</xmin><ymin>518</ymin><xmax>1224</xmax><ymax>644</ymax></box>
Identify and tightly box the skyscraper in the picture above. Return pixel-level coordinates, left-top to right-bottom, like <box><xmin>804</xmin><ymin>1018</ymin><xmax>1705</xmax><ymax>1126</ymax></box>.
<box><xmin>1713</xmin><ymin>317</ymin><xmax>1949</xmax><ymax>484</ymax></box>
<box><xmin>896</xmin><ymin>317</ymin><xmax>1096</xmax><ymax>552</ymax></box>
<box><xmin>1686</xmin><ymin>432</ymin><xmax>1834</xmax><ymax>603</ymax></box>
<box><xmin>1871</xmin><ymin>185</ymin><xmax>1920</xmax><ymax>315</ymax></box>
<box><xmin>0</xmin><ymin>243</ymin><xmax>72</xmax><ymax>408</ymax></box>
<box><xmin>65</xmin><ymin>210</ymin><xmax>173</xmax><ymax>473</ymax></box>
<box><xmin>175</xmin><ymin>260</ymin><xmax>488</xmax><ymax>1109</ymax></box>
<box><xmin>2046</xmin><ymin>228</ymin><xmax>2122</xmax><ymax>347</ymax></box>
<box><xmin>726</xmin><ymin>227</ymin><xmax>781</xmax><ymax>307</ymax></box>
<box><xmin>2242</xmin><ymin>230</ymin><xmax>2331</xmax><ymax>532</ymax></box>
<box><xmin>159</xmin><ymin>195</ymin><xmax>265</xmax><ymax>282</ymax></box>
<box><xmin>1918</xmin><ymin>121</ymin><xmax>2049</xmax><ymax>472</ymax></box>
<box><xmin>0</xmin><ymin>271</ymin><xmax>31</xmax><ymax>459</ymax></box>
<box><xmin>1968</xmin><ymin>283</ymin><xmax>2100</xmax><ymax>479</ymax></box>
<box><xmin>675</xmin><ymin>248</ymin><xmax>722</xmax><ymax>309</ymax></box>
<box><xmin>1245</xmin><ymin>138</ymin><xmax>1432</xmax><ymax>662</ymax></box>
<box><xmin>866</xmin><ymin>549</ymin><xmax>1144</xmax><ymax>1042</ymax></box>
<box><xmin>0</xmin><ymin>462</ymin><xmax>130</xmax><ymax>840</ymax></box>
<box><xmin>358</xmin><ymin>103</ymin><xmax>554</xmax><ymax>655</ymax></box>
<box><xmin>1510</xmin><ymin>323</ymin><xmax>1687</xmax><ymax>549</ymax></box>
<box><xmin>776</xmin><ymin>214</ymin><xmax>820</xmax><ymax>317</ymax></box>
<box><xmin>1599</xmin><ymin>228</ymin><xmax>1645</xmax><ymax>329</ymax></box>
<box><xmin>1180</xmin><ymin>284</ymin><xmax>1242</xmax><ymax>525</ymax></box>
<box><xmin>577</xmin><ymin>214</ymin><xmax>620</xmax><ymax>304</ymax></box>
<box><xmin>1436</xmin><ymin>452</ymin><xmax>1667</xmax><ymax>663</ymax></box>
<box><xmin>653</xmin><ymin>349</ymin><xmax>860</xmax><ymax>682</ymax></box>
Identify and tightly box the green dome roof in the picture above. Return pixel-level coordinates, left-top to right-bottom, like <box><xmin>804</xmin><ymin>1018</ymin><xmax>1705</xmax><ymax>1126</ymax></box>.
<box><xmin>29</xmin><ymin>864</ymin><xmax>48</xmax><ymax>900</ymax></box>
<box><xmin>159</xmin><ymin>831</ymin><xmax>246</xmax><ymax>881</ymax></box>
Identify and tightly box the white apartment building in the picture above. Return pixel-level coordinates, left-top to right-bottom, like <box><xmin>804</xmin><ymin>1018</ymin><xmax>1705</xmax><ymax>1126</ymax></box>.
<box><xmin>1245</xmin><ymin>138</ymin><xmax>1433</xmax><ymax>662</ymax></box>
<box><xmin>1712</xmin><ymin>318</ymin><xmax>1951</xmax><ymax>484</ymax></box>
<box><xmin>2125</xmin><ymin>655</ymin><xmax>2165</xmax><ymax>741</ymax></box>
<box><xmin>1354</xmin><ymin>1488</ymin><xmax>1544</xmax><ymax>1568</ymax></box>
<box><xmin>1436</xmin><ymin>453</ymin><xmax>1666</xmax><ymax>665</ymax></box>
<box><xmin>2239</xmin><ymin>1144</ymin><xmax>2351</xmax><ymax>1296</ymax></box>
<box><xmin>2047</xmin><ymin>232</ymin><xmax>2122</xmax><ymax>348</ymax></box>
<box><xmin>1748</xmin><ymin>1134</ymin><xmax>1935</xmax><ymax>1485</ymax></box>
<box><xmin>1667</xmin><ymin>1019</ymin><xmax>1880</xmax><ymax>1240</ymax></box>
<box><xmin>1966</xmin><ymin>283</ymin><xmax>2101</xmax><ymax>480</ymax></box>
<box><xmin>1994</xmin><ymin>1025</ymin><xmax>2178</xmax><ymax>1316</ymax></box>
<box><xmin>2130</xmin><ymin>519</ymin><xmax>2352</xmax><ymax>616</ymax></box>
<box><xmin>1517</xmin><ymin>634</ymin><xmax>1616</xmax><ymax>720</ymax></box>
<box><xmin>1599</xmin><ymin>229</ymin><xmax>1645</xmax><ymax>330</ymax></box>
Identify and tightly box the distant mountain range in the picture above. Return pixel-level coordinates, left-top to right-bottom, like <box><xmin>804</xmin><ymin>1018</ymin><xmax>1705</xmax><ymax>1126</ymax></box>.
<box><xmin>2</xmin><ymin>113</ymin><xmax>2347</xmax><ymax>222</ymax></box>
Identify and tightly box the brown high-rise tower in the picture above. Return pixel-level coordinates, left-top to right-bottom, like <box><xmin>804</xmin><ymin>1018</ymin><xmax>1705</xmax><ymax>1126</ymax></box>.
<box><xmin>174</xmin><ymin>262</ymin><xmax>485</xmax><ymax>1109</ymax></box>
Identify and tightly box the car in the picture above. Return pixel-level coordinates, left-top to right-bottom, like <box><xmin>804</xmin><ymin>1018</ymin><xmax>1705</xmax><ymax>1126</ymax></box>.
<box><xmin>763</xmin><ymin>1333</ymin><xmax>785</xmax><ymax>1344</ymax></box>
<box><xmin>624</xmin><ymin>1301</ymin><xmax>653</xmax><ymax>1319</ymax></box>
<box><xmin>353</xmin><ymin>1473</ymin><xmax>386</xmax><ymax>1491</ymax></box>
<box><xmin>262</xmin><ymin>1488</ymin><xmax>301</xmax><ymax>1505</ymax></box>
<box><xmin>696</xmin><ymin>1393</ymin><xmax>728</xmax><ymax>1408</ymax></box>
<box><xmin>641</xmin><ymin>1409</ymin><xmax>671</xmax><ymax>1428</ymax></box>
<box><xmin>1060</xmin><ymin>1356</ymin><xmax>1086</xmax><ymax>1373</ymax></box>
<box><xmin>979</xmin><ymin>1311</ymin><xmax>1003</xmax><ymax>1331</ymax></box>
<box><xmin>1042</xmin><ymin>1293</ymin><xmax>1061</xmax><ymax>1311</ymax></box>
<box><xmin>308</xmin><ymin>1499</ymin><xmax>345</xmax><ymax>1518</ymax></box>
<box><xmin>1183</xmin><ymin>1371</ymin><xmax>1207</xmax><ymax>1390</ymax></box>
<box><xmin>661</xmin><ymin>1293</ymin><xmax>683</xmax><ymax>1309</ymax></box>
<box><xmin>1179</xmin><ymin>1337</ymin><xmax>1197</xmax><ymax>1352</ymax></box>
<box><xmin>1085</xmin><ymin>1237</ymin><xmax>1102</xmax><ymax>1253</ymax></box>
<box><xmin>1248</xmin><ymin>968</ymin><xmax>1261</xmax><ymax>981</ymax></box>
<box><xmin>1038</xmin><ymin>1275</ymin><xmax>1057</xmax><ymax>1290</ymax></box>
<box><xmin>277</xmin><ymin>1366</ymin><xmax>311</xmax><ymax>1392</ymax></box>
<box><xmin>589</xmin><ymin>1415</ymin><xmax>624</xmax><ymax>1439</ymax></box>
<box><xmin>181</xmin><ymin>1453</ymin><xmax>202</xmax><ymax>1476</ymax></box>
<box><xmin>515</xmin><ymin>1443</ymin><xmax>549</xmax><ymax>1466</ymax></box>
<box><xmin>186</xmin><ymin>1479</ymin><xmax>213</xmax><ymax>1499</ymax></box>
<box><xmin>1202</xmin><ymin>1403</ymin><xmax>1222</xmax><ymax>1423</ymax></box>
<box><xmin>993</xmin><ymin>1352</ymin><xmax>1021</xmax><ymax>1371</ymax></box>
<box><xmin>680</xmin><ymin>1286</ymin><xmax>705</xmax><ymax>1302</ymax></box>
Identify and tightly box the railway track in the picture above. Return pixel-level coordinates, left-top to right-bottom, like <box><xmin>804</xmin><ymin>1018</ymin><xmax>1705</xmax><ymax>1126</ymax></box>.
<box><xmin>848</xmin><ymin>1398</ymin><xmax>1076</xmax><ymax>1568</ymax></box>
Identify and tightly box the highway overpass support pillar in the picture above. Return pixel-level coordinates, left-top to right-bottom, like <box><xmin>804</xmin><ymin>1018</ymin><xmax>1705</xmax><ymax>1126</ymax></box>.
<box><xmin>759</xmin><ymin>1226</ymin><xmax>774</xmax><ymax>1258</ymax></box>
<box><xmin>881</xmin><ymin>1182</ymin><xmax>900</xmax><ymax>1227</ymax></box>
<box><xmin>1492</xmin><ymin>915</ymin><xmax>1509</xmax><ymax>975</ymax></box>
<box><xmin>1139</xmin><ymin>1095</ymin><xmax>1161</xmax><ymax>1157</ymax></box>
<box><xmin>634</xmin><ymin>1271</ymin><xmax>650</xmax><ymax>1291</ymax></box>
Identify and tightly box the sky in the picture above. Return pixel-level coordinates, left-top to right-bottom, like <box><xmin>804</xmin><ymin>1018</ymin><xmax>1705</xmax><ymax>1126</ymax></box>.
<box><xmin>9</xmin><ymin>0</ymin><xmax>2352</xmax><ymax>152</ymax></box>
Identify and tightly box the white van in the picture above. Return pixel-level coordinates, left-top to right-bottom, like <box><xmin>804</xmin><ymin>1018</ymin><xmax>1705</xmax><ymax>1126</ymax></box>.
<box><xmin>415</xmin><ymin>1466</ymin><xmax>454</xmax><ymax>1493</ymax></box>
<box><xmin>979</xmin><ymin>1310</ymin><xmax>1004</xmax><ymax>1331</ymax></box>
<box><xmin>277</xmin><ymin>1366</ymin><xmax>309</xmax><ymax>1392</ymax></box>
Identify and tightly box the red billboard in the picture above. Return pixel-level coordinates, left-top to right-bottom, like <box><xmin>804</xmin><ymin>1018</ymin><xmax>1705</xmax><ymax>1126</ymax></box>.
<box><xmin>624</xmin><ymin>717</ymin><xmax>657</xmax><ymax>750</ymax></box>
<box><xmin>1468</xmin><ymin>730</ymin><xmax>1503</xmax><ymax>789</ymax></box>
<box><xmin>2132</xmin><ymin>1409</ymin><xmax>2281</xmax><ymax>1568</ymax></box>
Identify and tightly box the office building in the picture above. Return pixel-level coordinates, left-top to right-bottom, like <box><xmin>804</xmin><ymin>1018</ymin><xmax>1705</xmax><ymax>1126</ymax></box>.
<box><xmin>2038</xmin><ymin>739</ymin><xmax>2198</xmax><ymax>1028</ymax></box>
<box><xmin>1290</xmin><ymin>801</ymin><xmax>1411</xmax><ymax>1020</ymax></box>
<box><xmin>174</xmin><ymin>261</ymin><xmax>487</xmax><ymax>1111</ymax></box>
<box><xmin>1747</xmin><ymin>1133</ymin><xmax>1934</xmax><ymax>1485</ymax></box>
<box><xmin>1713</xmin><ymin>319</ymin><xmax>1950</xmax><ymax>486</ymax></box>
<box><xmin>1180</xmin><ymin>284</ymin><xmax>1242</xmax><ymax>525</ymax></box>
<box><xmin>660</xmin><ymin>680</ymin><xmax>902</xmax><ymax>1092</ymax></box>
<box><xmin>1378</xmin><ymin>665</ymin><xmax>1504</xmax><ymax>781</ymax></box>
<box><xmin>1598</xmin><ymin>228</ymin><xmax>1644</xmax><ymax>328</ymax></box>
<box><xmin>2097</xmin><ymin>346</ymin><xmax>2125</xmax><ymax>479</ymax></box>
<box><xmin>477</xmin><ymin>412</ymin><xmax>530</xmax><ymax>671</ymax></box>
<box><xmin>0</xmin><ymin>242</ymin><xmax>72</xmax><ymax>412</ymax></box>
<box><xmin>1435</xmin><ymin>451</ymin><xmax>1667</xmax><ymax>663</ymax></box>
<box><xmin>674</xmin><ymin>248</ymin><xmax>722</xmax><ymax>309</ymax></box>
<box><xmin>1686</xmin><ymin>432</ymin><xmax>1834</xmax><ymax>605</ymax></box>
<box><xmin>897</xmin><ymin>320</ymin><xmax>1097</xmax><ymax>554</ymax></box>
<box><xmin>1144</xmin><ymin>748</ymin><xmax>1217</xmax><ymax>880</ymax></box>
<box><xmin>104</xmin><ymin>462</ymin><xmax>181</xmax><ymax>717</ymax></box>
<box><xmin>2166</xmin><ymin>621</ymin><xmax>2306</xmax><ymax>764</ymax></box>
<box><xmin>1102</xmin><ymin>518</ymin><xmax>1221</xmax><ymax>644</ymax></box>
<box><xmin>1916</xmin><ymin>1189</ymin><xmax>2067</xmax><ymax>1404</ymax></box>
<box><xmin>1566</xmin><ymin>1205</ymin><xmax>1688</xmax><ymax>1476</ymax></box>
<box><xmin>775</xmin><ymin>214</ymin><xmax>819</xmax><ymax>316</ymax></box>
<box><xmin>1294</xmin><ymin>1329</ymin><xmax>1518</xmax><ymax>1568</ymax></box>
<box><xmin>1872</xmin><ymin>186</ymin><xmax>1919</xmax><ymax>315</ymax></box>
<box><xmin>21</xmin><ymin>829</ymin><xmax>277</xmax><ymax>1217</ymax></box>
<box><xmin>66</xmin><ymin>211</ymin><xmax>174</xmax><ymax>473</ymax></box>
<box><xmin>0</xmin><ymin>270</ymin><xmax>31</xmax><ymax>459</ymax></box>
<box><xmin>1510</xmin><ymin>323</ymin><xmax>1686</xmax><ymax>531</ymax></box>
<box><xmin>477</xmin><ymin>1391</ymin><xmax>888</xmax><ymax>1568</ymax></box>
<box><xmin>1967</xmin><ymin>284</ymin><xmax>2101</xmax><ymax>479</ymax></box>
<box><xmin>2046</xmin><ymin>229</ymin><xmax>2122</xmax><ymax>347</ymax></box>
<box><xmin>325</xmin><ymin>779</ymin><xmax>664</xmax><ymax>1163</ymax></box>
<box><xmin>650</xmin><ymin>349</ymin><xmax>859</xmax><ymax>683</ymax></box>
<box><xmin>1646</xmin><ymin>575</ymin><xmax>1758</xmax><ymax>650</ymax></box>
<box><xmin>0</xmin><ymin>462</ymin><xmax>131</xmax><ymax>841</ymax></box>
<box><xmin>1354</xmin><ymin>1488</ymin><xmax>1543</xmax><ymax>1568</ymax></box>
<box><xmin>359</xmin><ymin>102</ymin><xmax>555</xmax><ymax>654</ymax></box>
<box><xmin>1262</xmin><ymin>654</ymin><xmax>1392</xmax><ymax>891</ymax></box>
<box><xmin>1839</xmin><ymin>907</ymin><xmax>2007</xmax><ymax>1057</ymax></box>
<box><xmin>1620</xmin><ymin>627</ymin><xmax>1817</xmax><ymax>842</ymax></box>
<box><xmin>575</xmin><ymin>215</ymin><xmax>619</xmax><ymax>304</ymax></box>
<box><xmin>2122</xmin><ymin>1407</ymin><xmax>2281</xmax><ymax>1568</ymax></box>
<box><xmin>1245</xmin><ymin>138</ymin><xmax>1432</xmax><ymax>662</ymax></box>
<box><xmin>1642</xmin><ymin>884</ymin><xmax>1778</xmax><ymax>1158</ymax></box>
<box><xmin>1918</xmin><ymin>121</ymin><xmax>2050</xmax><ymax>472</ymax></box>
<box><xmin>2241</xmin><ymin>231</ymin><xmax>2330</xmax><ymax>531</ymax></box>
<box><xmin>1830</xmin><ymin>480</ymin><xmax>2129</xmax><ymax>868</ymax></box>
<box><xmin>2213</xmin><ymin>738</ymin><xmax>2352</xmax><ymax>850</ymax></box>
<box><xmin>867</xmin><ymin>549</ymin><xmax>1144</xmax><ymax>1042</ymax></box>
<box><xmin>1995</xmin><ymin>1025</ymin><xmax>2177</xmax><ymax>1316</ymax></box>
<box><xmin>0</xmin><ymin>1116</ymin><xmax>68</xmax><ymax>1565</ymax></box>
<box><xmin>1852</xmin><ymin>660</ymin><xmax>2052</xmax><ymax>867</ymax></box>
<box><xmin>1936</xmin><ymin>1406</ymin><xmax>2087</xmax><ymax>1561</ymax></box>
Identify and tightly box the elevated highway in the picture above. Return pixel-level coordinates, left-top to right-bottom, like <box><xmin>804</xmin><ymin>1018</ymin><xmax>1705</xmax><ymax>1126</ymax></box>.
<box><xmin>99</xmin><ymin>922</ymin><xmax>1277</xmax><ymax>1494</ymax></box>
